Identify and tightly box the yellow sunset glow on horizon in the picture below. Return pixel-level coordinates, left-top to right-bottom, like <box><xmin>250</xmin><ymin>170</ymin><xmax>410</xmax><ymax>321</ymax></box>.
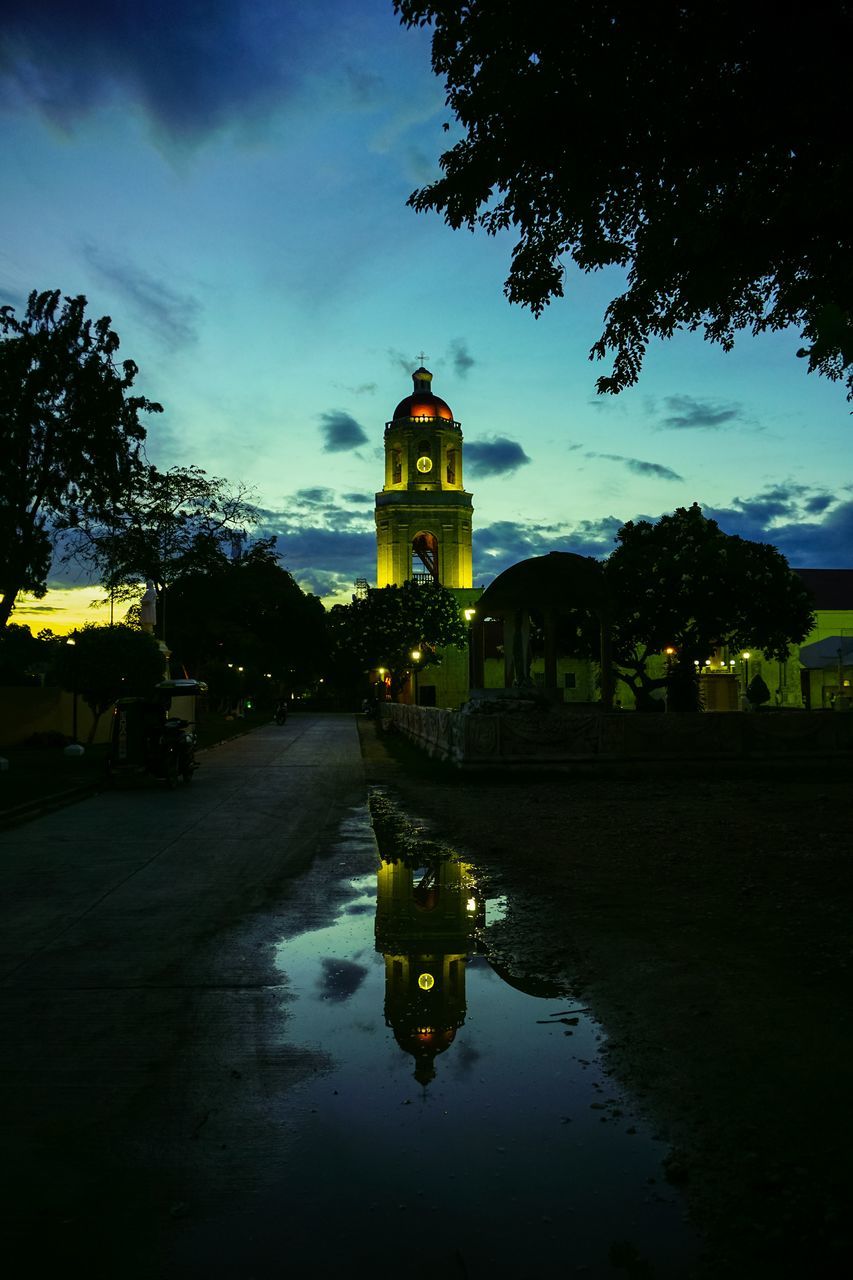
<box><xmin>11</xmin><ymin>586</ymin><xmax>120</xmax><ymax>635</ymax></box>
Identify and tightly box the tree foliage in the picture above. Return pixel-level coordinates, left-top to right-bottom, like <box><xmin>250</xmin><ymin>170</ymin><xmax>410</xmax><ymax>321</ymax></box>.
<box><xmin>163</xmin><ymin>538</ymin><xmax>326</xmax><ymax>692</ymax></box>
<box><xmin>746</xmin><ymin>674</ymin><xmax>771</xmax><ymax>709</ymax></box>
<box><xmin>327</xmin><ymin>582</ymin><xmax>468</xmax><ymax>699</ymax></box>
<box><xmin>396</xmin><ymin>2</ymin><xmax>853</xmax><ymax>395</ymax></box>
<box><xmin>604</xmin><ymin>504</ymin><xmax>815</xmax><ymax>706</ymax></box>
<box><xmin>0</xmin><ymin>623</ymin><xmax>60</xmax><ymax>687</ymax></box>
<box><xmin>0</xmin><ymin>290</ymin><xmax>161</xmax><ymax>630</ymax></box>
<box><xmin>65</xmin><ymin>464</ymin><xmax>257</xmax><ymax>636</ymax></box>
<box><xmin>54</xmin><ymin>623</ymin><xmax>165</xmax><ymax>742</ymax></box>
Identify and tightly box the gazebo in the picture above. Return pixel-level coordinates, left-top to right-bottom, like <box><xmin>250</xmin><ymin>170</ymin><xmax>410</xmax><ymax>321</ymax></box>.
<box><xmin>470</xmin><ymin>551</ymin><xmax>614</xmax><ymax>708</ymax></box>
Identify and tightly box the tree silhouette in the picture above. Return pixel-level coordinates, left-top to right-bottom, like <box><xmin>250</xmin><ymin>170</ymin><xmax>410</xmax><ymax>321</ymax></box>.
<box><xmin>0</xmin><ymin>290</ymin><xmax>161</xmax><ymax>630</ymax></box>
<box><xmin>396</xmin><ymin>2</ymin><xmax>853</xmax><ymax>395</ymax></box>
<box><xmin>327</xmin><ymin>581</ymin><xmax>467</xmax><ymax>700</ymax></box>
<box><xmin>163</xmin><ymin>538</ymin><xmax>326</xmax><ymax>690</ymax></box>
<box><xmin>604</xmin><ymin>504</ymin><xmax>815</xmax><ymax>707</ymax></box>
<box><xmin>65</xmin><ymin>464</ymin><xmax>256</xmax><ymax>639</ymax></box>
<box><xmin>54</xmin><ymin>624</ymin><xmax>165</xmax><ymax>743</ymax></box>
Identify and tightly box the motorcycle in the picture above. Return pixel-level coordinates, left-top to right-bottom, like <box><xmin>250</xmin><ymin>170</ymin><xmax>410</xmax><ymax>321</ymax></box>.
<box><xmin>109</xmin><ymin>679</ymin><xmax>207</xmax><ymax>788</ymax></box>
<box><xmin>160</xmin><ymin>714</ymin><xmax>197</xmax><ymax>787</ymax></box>
<box><xmin>274</xmin><ymin>701</ymin><xmax>288</xmax><ymax>726</ymax></box>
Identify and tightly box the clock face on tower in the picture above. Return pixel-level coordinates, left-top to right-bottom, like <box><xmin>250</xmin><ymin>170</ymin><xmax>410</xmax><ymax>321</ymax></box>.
<box><xmin>416</xmin><ymin>456</ymin><xmax>433</xmax><ymax>474</ymax></box>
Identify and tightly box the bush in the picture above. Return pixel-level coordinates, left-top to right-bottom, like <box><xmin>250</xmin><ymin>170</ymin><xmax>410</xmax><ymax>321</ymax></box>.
<box><xmin>746</xmin><ymin>674</ymin><xmax>771</xmax><ymax>708</ymax></box>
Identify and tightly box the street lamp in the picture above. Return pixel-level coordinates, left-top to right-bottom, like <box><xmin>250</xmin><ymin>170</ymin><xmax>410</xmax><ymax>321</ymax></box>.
<box><xmin>410</xmin><ymin>648</ymin><xmax>422</xmax><ymax>705</ymax></box>
<box><xmin>742</xmin><ymin>651</ymin><xmax>751</xmax><ymax>689</ymax></box>
<box><xmin>65</xmin><ymin>635</ymin><xmax>79</xmax><ymax>744</ymax></box>
<box><xmin>464</xmin><ymin>609</ymin><xmax>477</xmax><ymax>692</ymax></box>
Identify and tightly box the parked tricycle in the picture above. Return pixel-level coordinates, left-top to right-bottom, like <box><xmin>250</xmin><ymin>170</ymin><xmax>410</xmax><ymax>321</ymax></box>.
<box><xmin>108</xmin><ymin>679</ymin><xmax>208</xmax><ymax>788</ymax></box>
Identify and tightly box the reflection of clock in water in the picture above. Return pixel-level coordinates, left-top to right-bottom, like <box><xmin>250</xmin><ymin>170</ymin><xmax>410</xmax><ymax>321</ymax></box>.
<box><xmin>416</xmin><ymin>455</ymin><xmax>433</xmax><ymax>474</ymax></box>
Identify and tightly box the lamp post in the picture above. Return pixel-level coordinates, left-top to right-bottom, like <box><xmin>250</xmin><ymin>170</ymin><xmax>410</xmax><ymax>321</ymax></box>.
<box><xmin>65</xmin><ymin>634</ymin><xmax>79</xmax><ymax>743</ymax></box>
<box><xmin>464</xmin><ymin>608</ymin><xmax>477</xmax><ymax>695</ymax></box>
<box><xmin>410</xmin><ymin>648</ymin><xmax>422</xmax><ymax>705</ymax></box>
<box><xmin>742</xmin><ymin>651</ymin><xmax>751</xmax><ymax>692</ymax></box>
<box><xmin>661</xmin><ymin>647</ymin><xmax>676</xmax><ymax>712</ymax></box>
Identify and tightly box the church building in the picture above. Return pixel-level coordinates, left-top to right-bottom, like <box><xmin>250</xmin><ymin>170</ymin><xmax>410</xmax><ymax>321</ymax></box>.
<box><xmin>375</xmin><ymin>366</ymin><xmax>480</xmax><ymax>706</ymax></box>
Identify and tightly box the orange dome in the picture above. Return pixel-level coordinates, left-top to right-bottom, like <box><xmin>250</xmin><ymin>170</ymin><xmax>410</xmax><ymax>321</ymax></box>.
<box><xmin>392</xmin><ymin>367</ymin><xmax>455</xmax><ymax>422</ymax></box>
<box><xmin>393</xmin><ymin>393</ymin><xmax>454</xmax><ymax>421</ymax></box>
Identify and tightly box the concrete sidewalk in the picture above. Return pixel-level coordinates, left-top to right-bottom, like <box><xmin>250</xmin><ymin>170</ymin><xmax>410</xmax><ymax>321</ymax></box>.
<box><xmin>0</xmin><ymin>714</ymin><xmax>368</xmax><ymax>1277</ymax></box>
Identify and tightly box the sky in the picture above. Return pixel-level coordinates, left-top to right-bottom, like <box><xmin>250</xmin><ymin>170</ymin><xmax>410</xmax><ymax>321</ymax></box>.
<box><xmin>2</xmin><ymin>0</ymin><xmax>850</xmax><ymax>634</ymax></box>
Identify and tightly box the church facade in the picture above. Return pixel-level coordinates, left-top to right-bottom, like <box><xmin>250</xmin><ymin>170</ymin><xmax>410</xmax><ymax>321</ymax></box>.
<box><xmin>374</xmin><ymin>367</ymin><xmax>480</xmax><ymax>707</ymax></box>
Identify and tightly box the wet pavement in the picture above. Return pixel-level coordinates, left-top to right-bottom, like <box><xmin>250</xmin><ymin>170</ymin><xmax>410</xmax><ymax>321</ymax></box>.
<box><xmin>0</xmin><ymin>716</ymin><xmax>696</xmax><ymax>1277</ymax></box>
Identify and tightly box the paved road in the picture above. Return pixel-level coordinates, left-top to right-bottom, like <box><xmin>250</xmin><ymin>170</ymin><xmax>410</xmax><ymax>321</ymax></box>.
<box><xmin>0</xmin><ymin>715</ymin><xmax>369</xmax><ymax>1277</ymax></box>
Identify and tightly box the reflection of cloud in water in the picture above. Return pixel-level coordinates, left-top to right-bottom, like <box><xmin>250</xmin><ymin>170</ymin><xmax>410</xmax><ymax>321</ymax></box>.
<box><xmin>318</xmin><ymin>958</ymin><xmax>369</xmax><ymax>1002</ymax></box>
<box><xmin>468</xmin><ymin>955</ymin><xmax>496</xmax><ymax>979</ymax></box>
<box><xmin>450</xmin><ymin>1039</ymin><xmax>481</xmax><ymax>1078</ymax></box>
<box><xmin>344</xmin><ymin>903</ymin><xmax>374</xmax><ymax>915</ymax></box>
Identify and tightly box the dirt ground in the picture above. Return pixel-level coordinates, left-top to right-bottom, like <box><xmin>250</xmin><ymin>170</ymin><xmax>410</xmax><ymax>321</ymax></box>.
<box><xmin>359</xmin><ymin>717</ymin><xmax>853</xmax><ymax>1278</ymax></box>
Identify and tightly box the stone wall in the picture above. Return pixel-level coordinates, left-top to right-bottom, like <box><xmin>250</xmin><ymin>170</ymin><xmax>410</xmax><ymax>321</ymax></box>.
<box><xmin>382</xmin><ymin>703</ymin><xmax>853</xmax><ymax>767</ymax></box>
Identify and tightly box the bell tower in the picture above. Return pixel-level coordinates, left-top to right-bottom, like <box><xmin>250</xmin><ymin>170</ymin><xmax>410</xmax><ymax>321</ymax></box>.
<box><xmin>375</xmin><ymin>367</ymin><xmax>473</xmax><ymax>588</ymax></box>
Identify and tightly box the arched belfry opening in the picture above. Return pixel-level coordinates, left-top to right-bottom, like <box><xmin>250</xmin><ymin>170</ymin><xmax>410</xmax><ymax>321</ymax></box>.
<box><xmin>412</xmin><ymin>531</ymin><xmax>439</xmax><ymax>584</ymax></box>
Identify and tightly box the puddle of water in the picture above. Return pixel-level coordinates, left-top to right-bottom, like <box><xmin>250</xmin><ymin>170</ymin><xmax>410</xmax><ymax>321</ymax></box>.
<box><xmin>179</xmin><ymin>807</ymin><xmax>697</xmax><ymax>1278</ymax></box>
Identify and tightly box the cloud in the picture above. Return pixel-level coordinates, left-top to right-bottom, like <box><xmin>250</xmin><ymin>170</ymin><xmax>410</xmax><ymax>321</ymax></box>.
<box><xmin>473</xmin><ymin>515</ymin><xmax>623</xmax><ymax>583</ymax></box>
<box><xmin>448</xmin><ymin>338</ymin><xmax>475</xmax><ymax>378</ymax></box>
<box><xmin>765</xmin><ymin>500</ymin><xmax>853</xmax><ymax>567</ymax></box>
<box><xmin>696</xmin><ymin>482</ymin><xmax>834</xmax><ymax>539</ymax></box>
<box><xmin>465</xmin><ymin>438</ymin><xmax>531</xmax><ymax>478</ymax></box>
<box><xmin>369</xmin><ymin>81</ymin><xmax>445</xmax><ymax>154</ymax></box>
<box><xmin>255</xmin><ymin>488</ymin><xmax>375</xmax><ymax>597</ymax></box>
<box><xmin>294</xmin><ymin>487</ymin><xmax>335</xmax><ymax>506</ymax></box>
<box><xmin>657</xmin><ymin>395</ymin><xmax>742</xmax><ymax>431</ymax></box>
<box><xmin>592</xmin><ymin>452</ymin><xmax>683</xmax><ymax>481</ymax></box>
<box><xmin>0</xmin><ymin>280</ymin><xmax>30</xmax><ymax>313</ymax></box>
<box><xmin>294</xmin><ymin>567</ymin><xmax>361</xmax><ymax>599</ymax></box>
<box><xmin>343</xmin><ymin>66</ymin><xmax>383</xmax><ymax>108</ymax></box>
<box><xmin>81</xmin><ymin>242</ymin><xmax>200</xmax><ymax>347</ymax></box>
<box><xmin>340</xmin><ymin>382</ymin><xmax>377</xmax><ymax>396</ymax></box>
<box><xmin>726</xmin><ymin>483</ymin><xmax>813</xmax><ymax>527</ymax></box>
<box><xmin>317</xmin><ymin>957</ymin><xmax>369</xmax><ymax>1003</ymax></box>
<box><xmin>471</xmin><ymin>482</ymin><xmax>847</xmax><ymax>588</ymax></box>
<box><xmin>318</xmin><ymin>411</ymin><xmax>368</xmax><ymax>453</ymax></box>
<box><xmin>253</xmin><ymin>501</ymin><xmax>375</xmax><ymax>599</ymax></box>
<box><xmin>0</xmin><ymin>0</ymin><xmax>313</xmax><ymax>147</ymax></box>
<box><xmin>704</xmin><ymin>484</ymin><xmax>851</xmax><ymax>566</ymax></box>
<box><xmin>388</xmin><ymin>347</ymin><xmax>417</xmax><ymax>376</ymax></box>
<box><xmin>341</xmin><ymin>492</ymin><xmax>370</xmax><ymax>504</ymax></box>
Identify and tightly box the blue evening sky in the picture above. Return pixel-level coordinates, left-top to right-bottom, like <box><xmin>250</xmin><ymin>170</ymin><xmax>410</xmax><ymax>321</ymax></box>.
<box><xmin>2</xmin><ymin>1</ymin><xmax>850</xmax><ymax>632</ymax></box>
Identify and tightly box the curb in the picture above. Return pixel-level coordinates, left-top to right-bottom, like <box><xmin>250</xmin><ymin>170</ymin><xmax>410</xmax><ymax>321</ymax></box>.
<box><xmin>0</xmin><ymin>781</ymin><xmax>103</xmax><ymax>832</ymax></box>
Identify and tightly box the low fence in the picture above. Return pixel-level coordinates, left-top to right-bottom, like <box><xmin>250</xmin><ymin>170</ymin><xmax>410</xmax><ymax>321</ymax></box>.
<box><xmin>382</xmin><ymin>703</ymin><xmax>853</xmax><ymax>767</ymax></box>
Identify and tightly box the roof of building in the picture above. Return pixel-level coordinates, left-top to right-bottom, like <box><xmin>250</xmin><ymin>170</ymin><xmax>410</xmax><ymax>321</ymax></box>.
<box><xmin>477</xmin><ymin>551</ymin><xmax>609</xmax><ymax>618</ymax></box>
<box><xmin>392</xmin><ymin>366</ymin><xmax>455</xmax><ymax>422</ymax></box>
<box><xmin>793</xmin><ymin>568</ymin><xmax>853</xmax><ymax>610</ymax></box>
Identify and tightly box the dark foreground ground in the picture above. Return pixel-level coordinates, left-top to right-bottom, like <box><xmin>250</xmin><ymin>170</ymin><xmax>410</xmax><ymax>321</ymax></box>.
<box><xmin>360</xmin><ymin>718</ymin><xmax>853</xmax><ymax>1278</ymax></box>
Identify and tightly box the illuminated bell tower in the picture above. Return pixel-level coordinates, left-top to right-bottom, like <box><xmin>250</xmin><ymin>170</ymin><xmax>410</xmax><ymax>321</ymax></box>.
<box><xmin>375</xmin><ymin>367</ymin><xmax>473</xmax><ymax>588</ymax></box>
<box><xmin>375</xmin><ymin>850</ymin><xmax>481</xmax><ymax>1086</ymax></box>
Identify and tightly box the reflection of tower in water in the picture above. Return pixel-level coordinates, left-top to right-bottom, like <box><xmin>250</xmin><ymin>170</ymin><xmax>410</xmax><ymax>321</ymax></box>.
<box><xmin>375</xmin><ymin>852</ymin><xmax>482</xmax><ymax>1085</ymax></box>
